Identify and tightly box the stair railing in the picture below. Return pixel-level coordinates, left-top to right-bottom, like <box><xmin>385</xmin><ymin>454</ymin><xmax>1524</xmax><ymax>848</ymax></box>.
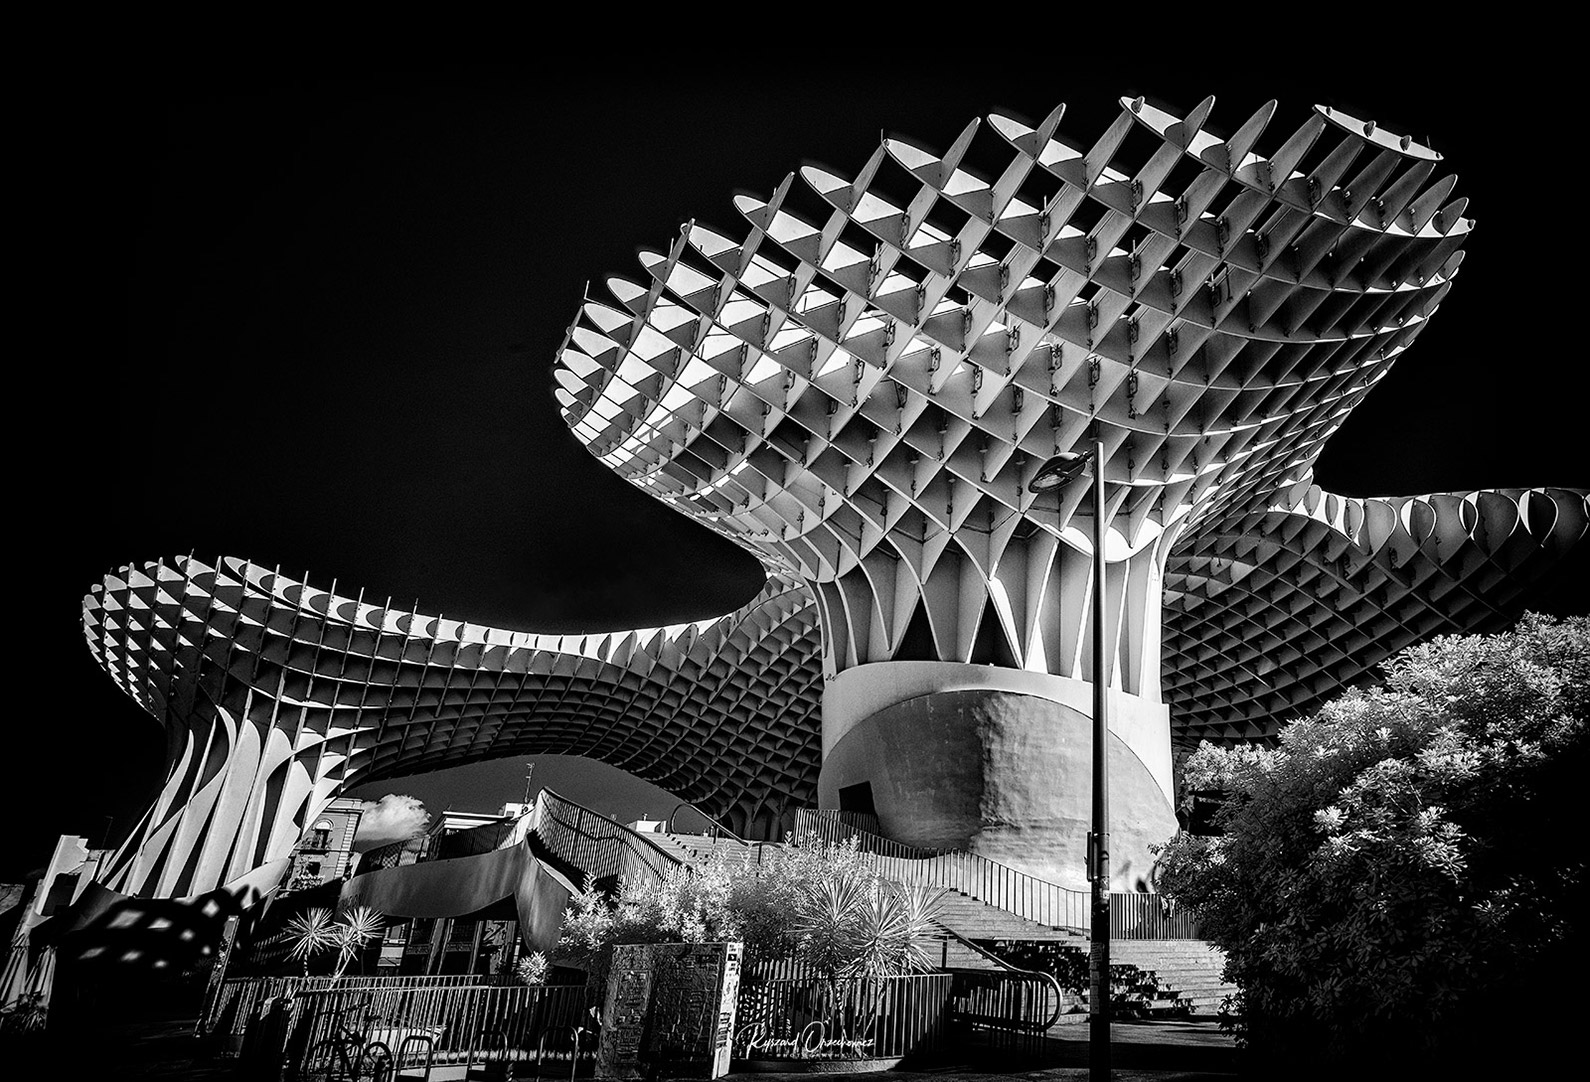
<box><xmin>931</xmin><ymin>923</ymin><xmax>1020</xmax><ymax>972</ymax></box>
<box><xmin>1109</xmin><ymin>892</ymin><xmax>1202</xmax><ymax>939</ymax></box>
<box><xmin>528</xmin><ymin>789</ymin><xmax>683</xmax><ymax>890</ymax></box>
<box><xmin>793</xmin><ymin>810</ymin><xmax>1091</xmax><ymax>933</ymax></box>
<box><xmin>664</xmin><ymin>801</ymin><xmax>748</xmax><ymax>843</ymax></box>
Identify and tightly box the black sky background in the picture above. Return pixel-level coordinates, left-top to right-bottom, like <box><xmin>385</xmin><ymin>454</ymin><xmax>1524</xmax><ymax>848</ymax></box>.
<box><xmin>11</xmin><ymin>58</ymin><xmax>1585</xmax><ymax>881</ymax></box>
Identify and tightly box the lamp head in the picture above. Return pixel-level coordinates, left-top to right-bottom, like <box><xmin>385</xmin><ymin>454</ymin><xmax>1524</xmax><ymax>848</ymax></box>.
<box><xmin>1028</xmin><ymin>450</ymin><xmax>1094</xmax><ymax>493</ymax></box>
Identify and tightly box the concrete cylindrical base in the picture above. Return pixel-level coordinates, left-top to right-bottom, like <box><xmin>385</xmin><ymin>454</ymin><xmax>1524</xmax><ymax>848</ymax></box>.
<box><xmin>818</xmin><ymin>663</ymin><xmax>1178</xmax><ymax>892</ymax></box>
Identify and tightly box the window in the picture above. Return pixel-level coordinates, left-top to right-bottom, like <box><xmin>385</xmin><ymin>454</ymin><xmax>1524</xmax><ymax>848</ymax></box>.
<box><xmin>305</xmin><ymin>818</ymin><xmax>335</xmax><ymax>850</ymax></box>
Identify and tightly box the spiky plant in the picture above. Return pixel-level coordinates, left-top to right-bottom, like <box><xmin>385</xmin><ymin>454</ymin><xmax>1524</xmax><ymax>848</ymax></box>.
<box><xmin>888</xmin><ymin>882</ymin><xmax>948</xmax><ymax>975</ymax></box>
<box><xmin>330</xmin><ymin>906</ymin><xmax>385</xmax><ymax>979</ymax></box>
<box><xmin>283</xmin><ymin>906</ymin><xmax>385</xmax><ymax>979</ymax></box>
<box><xmin>285</xmin><ymin>908</ymin><xmax>338</xmax><ymax>976</ymax></box>
<box><xmin>792</xmin><ymin>876</ymin><xmax>946</xmax><ymax>980</ymax></box>
<box><xmin>792</xmin><ymin>872</ymin><xmax>873</xmax><ymax>982</ymax></box>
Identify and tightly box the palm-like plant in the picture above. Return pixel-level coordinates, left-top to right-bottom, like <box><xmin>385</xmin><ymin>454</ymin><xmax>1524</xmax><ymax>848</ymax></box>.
<box><xmin>847</xmin><ymin>881</ymin><xmax>944</xmax><ymax>978</ymax></box>
<box><xmin>284</xmin><ymin>905</ymin><xmax>385</xmax><ymax>979</ymax></box>
<box><xmin>285</xmin><ymin>908</ymin><xmax>339</xmax><ymax>976</ymax></box>
<box><xmin>793</xmin><ymin>877</ymin><xmax>945</xmax><ymax>979</ymax></box>
<box><xmin>786</xmin><ymin>876</ymin><xmax>947</xmax><ymax>1057</ymax></box>
<box><xmin>330</xmin><ymin>906</ymin><xmax>385</xmax><ymax>979</ymax></box>
<box><xmin>794</xmin><ymin>873</ymin><xmax>874</xmax><ymax>981</ymax></box>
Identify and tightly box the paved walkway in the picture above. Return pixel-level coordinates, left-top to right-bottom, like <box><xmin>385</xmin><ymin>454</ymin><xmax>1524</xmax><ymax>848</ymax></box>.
<box><xmin>743</xmin><ymin>1021</ymin><xmax>1238</xmax><ymax>1081</ymax></box>
<box><xmin>4</xmin><ymin>1016</ymin><xmax>1238</xmax><ymax>1080</ymax></box>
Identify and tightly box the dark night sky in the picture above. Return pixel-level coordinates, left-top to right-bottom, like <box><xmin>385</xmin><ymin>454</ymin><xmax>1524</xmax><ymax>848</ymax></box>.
<box><xmin>11</xmin><ymin>59</ymin><xmax>1585</xmax><ymax>881</ymax></box>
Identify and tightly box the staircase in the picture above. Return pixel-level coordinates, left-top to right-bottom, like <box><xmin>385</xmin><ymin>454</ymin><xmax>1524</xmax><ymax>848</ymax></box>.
<box><xmin>634</xmin><ymin>832</ymin><xmax>702</xmax><ymax>866</ymax></box>
<box><xmin>930</xmin><ymin>889</ymin><xmax>1085</xmax><ymax>982</ymax></box>
<box><xmin>1109</xmin><ymin>940</ymin><xmax>1236</xmax><ymax>1016</ymax></box>
<box><xmin>638</xmin><ymin>822</ymin><xmax>1237</xmax><ymax>1018</ymax></box>
<box><xmin>646</xmin><ymin>833</ymin><xmax>765</xmax><ymax>867</ymax></box>
<box><xmin>932</xmin><ymin>890</ymin><xmax>1084</xmax><ymax>944</ymax></box>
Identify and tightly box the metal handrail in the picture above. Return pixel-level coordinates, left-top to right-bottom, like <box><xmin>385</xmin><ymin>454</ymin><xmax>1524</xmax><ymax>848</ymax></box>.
<box><xmin>930</xmin><ymin>927</ymin><xmax>1066</xmax><ymax>1031</ymax></box>
<box><xmin>530</xmin><ymin>788</ymin><xmax>682</xmax><ymax>890</ymax></box>
<box><xmin>793</xmin><ymin>810</ymin><xmax>1091</xmax><ymax>933</ymax></box>
<box><xmin>931</xmin><ymin>924</ymin><xmax>1018</xmax><ymax>971</ymax></box>
<box><xmin>947</xmin><ymin>966</ymin><xmax>1066</xmax><ymax>1033</ymax></box>
<box><xmin>664</xmin><ymin>801</ymin><xmax>747</xmax><ymax>843</ymax></box>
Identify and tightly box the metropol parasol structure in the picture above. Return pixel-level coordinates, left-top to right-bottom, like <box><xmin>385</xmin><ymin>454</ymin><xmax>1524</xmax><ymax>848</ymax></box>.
<box><xmin>85</xmin><ymin>94</ymin><xmax>1586</xmax><ymax>900</ymax></box>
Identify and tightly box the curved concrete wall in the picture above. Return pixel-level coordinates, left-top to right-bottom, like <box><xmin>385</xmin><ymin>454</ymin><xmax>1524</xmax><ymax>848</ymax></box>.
<box><xmin>823</xmin><ymin>662</ymin><xmax>1173</xmax><ymax>805</ymax></box>
<box><xmin>819</xmin><ymin>664</ymin><xmax>1177</xmax><ymax>892</ymax></box>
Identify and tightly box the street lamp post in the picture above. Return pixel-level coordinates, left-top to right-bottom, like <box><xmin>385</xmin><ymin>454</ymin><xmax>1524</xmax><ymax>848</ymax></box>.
<box><xmin>1029</xmin><ymin>434</ymin><xmax>1110</xmax><ymax>1081</ymax></box>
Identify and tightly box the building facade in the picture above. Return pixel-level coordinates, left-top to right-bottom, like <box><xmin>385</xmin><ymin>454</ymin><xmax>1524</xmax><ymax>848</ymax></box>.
<box><xmin>82</xmin><ymin>94</ymin><xmax>1586</xmax><ymax>900</ymax></box>
<box><xmin>283</xmin><ymin>797</ymin><xmax>364</xmax><ymax>893</ymax></box>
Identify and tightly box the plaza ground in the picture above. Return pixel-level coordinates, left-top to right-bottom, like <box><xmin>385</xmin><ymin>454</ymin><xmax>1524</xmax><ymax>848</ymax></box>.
<box><xmin>4</xmin><ymin>1014</ymin><xmax>1239</xmax><ymax>1080</ymax></box>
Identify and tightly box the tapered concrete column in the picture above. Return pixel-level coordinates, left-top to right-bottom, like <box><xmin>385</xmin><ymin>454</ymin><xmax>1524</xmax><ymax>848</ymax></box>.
<box><xmin>818</xmin><ymin>662</ymin><xmax>1177</xmax><ymax>892</ymax></box>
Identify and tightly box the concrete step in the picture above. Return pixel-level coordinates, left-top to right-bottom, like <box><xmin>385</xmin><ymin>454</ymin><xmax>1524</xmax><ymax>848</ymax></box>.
<box><xmin>658</xmin><ymin>833</ymin><xmax>762</xmax><ymax>865</ymax></box>
<box><xmin>933</xmin><ymin>893</ymin><xmax>1082</xmax><ymax>940</ymax></box>
<box><xmin>973</xmin><ymin>934</ymin><xmax>1239</xmax><ymax>1018</ymax></box>
<box><xmin>1111</xmin><ymin>944</ymin><xmax>1226</xmax><ymax>958</ymax></box>
<box><xmin>643</xmin><ymin>834</ymin><xmax>698</xmax><ymax>864</ymax></box>
<box><xmin>929</xmin><ymin>937</ymin><xmax>1005</xmax><ymax>972</ymax></box>
<box><xmin>932</xmin><ymin>892</ymin><xmax>1084</xmax><ymax>949</ymax></box>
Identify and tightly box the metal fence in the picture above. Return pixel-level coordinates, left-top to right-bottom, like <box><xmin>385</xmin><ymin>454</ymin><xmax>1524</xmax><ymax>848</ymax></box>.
<box><xmin>258</xmin><ymin>980</ymin><xmax>596</xmax><ymax>1079</ymax></box>
<box><xmin>224</xmin><ymin>965</ymin><xmax>1061</xmax><ymax>1075</ymax></box>
<box><xmin>793</xmin><ymin>810</ymin><xmax>1091</xmax><ymax>932</ymax></box>
<box><xmin>201</xmin><ymin>973</ymin><xmax>518</xmax><ymax>1050</ymax></box>
<box><xmin>948</xmin><ymin>967</ymin><xmax>1064</xmax><ymax>1061</ymax></box>
<box><xmin>734</xmin><ymin>973</ymin><xmax>954</xmax><ymax>1062</ymax></box>
<box><xmin>794</xmin><ymin>811</ymin><xmax>1204</xmax><ymax>940</ymax></box>
<box><xmin>1109</xmin><ymin>893</ymin><xmax>1202</xmax><ymax>939</ymax></box>
<box><xmin>732</xmin><ymin>968</ymin><xmax>1058</xmax><ymax>1065</ymax></box>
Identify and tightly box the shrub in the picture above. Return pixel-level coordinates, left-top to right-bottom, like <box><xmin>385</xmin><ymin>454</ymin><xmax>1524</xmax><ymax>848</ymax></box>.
<box><xmin>554</xmin><ymin>834</ymin><xmax>944</xmax><ymax>987</ymax></box>
<box><xmin>513</xmin><ymin>951</ymin><xmax>550</xmax><ymax>985</ymax></box>
<box><xmin>1155</xmin><ymin>614</ymin><xmax>1587</xmax><ymax>1071</ymax></box>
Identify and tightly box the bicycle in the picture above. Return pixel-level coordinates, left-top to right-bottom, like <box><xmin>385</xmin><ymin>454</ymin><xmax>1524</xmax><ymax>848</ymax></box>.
<box><xmin>300</xmin><ymin>1005</ymin><xmax>395</xmax><ymax>1082</ymax></box>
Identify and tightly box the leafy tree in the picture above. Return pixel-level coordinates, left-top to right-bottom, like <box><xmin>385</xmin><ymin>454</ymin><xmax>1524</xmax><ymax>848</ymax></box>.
<box><xmin>1155</xmin><ymin>614</ymin><xmax>1586</xmax><ymax>1072</ymax></box>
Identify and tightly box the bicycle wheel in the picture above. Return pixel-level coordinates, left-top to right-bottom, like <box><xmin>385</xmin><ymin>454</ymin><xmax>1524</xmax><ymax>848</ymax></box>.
<box><xmin>301</xmin><ymin>1037</ymin><xmax>352</xmax><ymax>1081</ymax></box>
<box><xmin>358</xmin><ymin>1040</ymin><xmax>394</xmax><ymax>1082</ymax></box>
